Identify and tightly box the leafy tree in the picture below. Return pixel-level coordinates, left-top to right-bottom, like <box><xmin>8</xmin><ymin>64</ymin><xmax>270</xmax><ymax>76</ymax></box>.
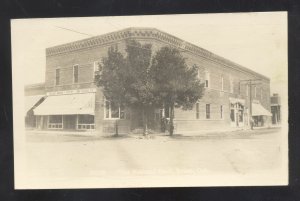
<box><xmin>150</xmin><ymin>46</ymin><xmax>205</xmax><ymax>136</ymax></box>
<box><xmin>95</xmin><ymin>40</ymin><xmax>155</xmax><ymax>135</ymax></box>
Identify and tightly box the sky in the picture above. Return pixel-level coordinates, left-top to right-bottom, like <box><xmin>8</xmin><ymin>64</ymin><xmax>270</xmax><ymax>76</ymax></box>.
<box><xmin>11</xmin><ymin>12</ymin><xmax>287</xmax><ymax>95</ymax></box>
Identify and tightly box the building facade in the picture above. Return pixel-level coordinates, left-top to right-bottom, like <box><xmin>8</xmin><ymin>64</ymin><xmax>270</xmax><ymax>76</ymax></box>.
<box><xmin>270</xmin><ymin>93</ymin><xmax>281</xmax><ymax>125</ymax></box>
<box><xmin>29</xmin><ymin>27</ymin><xmax>272</xmax><ymax>134</ymax></box>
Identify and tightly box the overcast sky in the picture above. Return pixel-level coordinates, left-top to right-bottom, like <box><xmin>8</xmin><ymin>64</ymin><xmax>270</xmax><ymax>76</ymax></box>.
<box><xmin>11</xmin><ymin>12</ymin><xmax>287</xmax><ymax>95</ymax></box>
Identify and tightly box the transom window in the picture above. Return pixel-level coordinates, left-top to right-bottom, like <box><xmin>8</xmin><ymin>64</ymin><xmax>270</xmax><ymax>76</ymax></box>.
<box><xmin>104</xmin><ymin>100</ymin><xmax>125</xmax><ymax>119</ymax></box>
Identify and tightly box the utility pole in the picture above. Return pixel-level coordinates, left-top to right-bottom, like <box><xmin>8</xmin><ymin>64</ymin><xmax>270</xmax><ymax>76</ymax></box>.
<box><xmin>239</xmin><ymin>79</ymin><xmax>261</xmax><ymax>130</ymax></box>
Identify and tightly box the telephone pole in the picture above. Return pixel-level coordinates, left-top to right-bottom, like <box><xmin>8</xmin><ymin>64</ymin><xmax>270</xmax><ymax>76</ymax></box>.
<box><xmin>239</xmin><ymin>79</ymin><xmax>261</xmax><ymax>130</ymax></box>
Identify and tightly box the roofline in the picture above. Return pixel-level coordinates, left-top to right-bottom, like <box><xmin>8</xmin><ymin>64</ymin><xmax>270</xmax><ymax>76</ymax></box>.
<box><xmin>46</xmin><ymin>27</ymin><xmax>270</xmax><ymax>81</ymax></box>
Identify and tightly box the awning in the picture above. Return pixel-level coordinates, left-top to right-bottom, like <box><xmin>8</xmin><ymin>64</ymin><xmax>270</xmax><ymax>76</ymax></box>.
<box><xmin>229</xmin><ymin>97</ymin><xmax>245</xmax><ymax>105</ymax></box>
<box><xmin>25</xmin><ymin>95</ymin><xmax>44</xmax><ymax>115</ymax></box>
<box><xmin>252</xmin><ymin>103</ymin><xmax>272</xmax><ymax>116</ymax></box>
<box><xmin>34</xmin><ymin>93</ymin><xmax>95</xmax><ymax>115</ymax></box>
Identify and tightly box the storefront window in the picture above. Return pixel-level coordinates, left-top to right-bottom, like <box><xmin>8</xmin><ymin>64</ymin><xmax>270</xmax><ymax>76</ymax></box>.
<box><xmin>77</xmin><ymin>115</ymin><xmax>95</xmax><ymax>130</ymax></box>
<box><xmin>48</xmin><ymin>115</ymin><xmax>63</xmax><ymax>129</ymax></box>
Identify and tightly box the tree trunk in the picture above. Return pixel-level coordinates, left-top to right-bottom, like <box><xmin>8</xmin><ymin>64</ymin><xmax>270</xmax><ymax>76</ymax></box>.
<box><xmin>143</xmin><ymin>107</ymin><xmax>149</xmax><ymax>136</ymax></box>
<box><xmin>169</xmin><ymin>104</ymin><xmax>174</xmax><ymax>136</ymax></box>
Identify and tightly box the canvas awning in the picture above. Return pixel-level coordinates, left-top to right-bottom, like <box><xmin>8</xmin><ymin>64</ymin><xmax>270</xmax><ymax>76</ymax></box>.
<box><xmin>34</xmin><ymin>93</ymin><xmax>95</xmax><ymax>115</ymax></box>
<box><xmin>252</xmin><ymin>103</ymin><xmax>272</xmax><ymax>116</ymax></box>
<box><xmin>229</xmin><ymin>97</ymin><xmax>245</xmax><ymax>105</ymax></box>
<box><xmin>25</xmin><ymin>95</ymin><xmax>44</xmax><ymax>115</ymax></box>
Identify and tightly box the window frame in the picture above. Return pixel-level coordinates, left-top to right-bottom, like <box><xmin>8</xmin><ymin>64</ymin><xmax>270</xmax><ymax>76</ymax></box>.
<box><xmin>55</xmin><ymin>68</ymin><xmax>60</xmax><ymax>86</ymax></box>
<box><xmin>48</xmin><ymin>115</ymin><xmax>63</xmax><ymax>129</ymax></box>
<box><xmin>196</xmin><ymin>102</ymin><xmax>200</xmax><ymax>119</ymax></box>
<box><xmin>104</xmin><ymin>99</ymin><xmax>125</xmax><ymax>120</ymax></box>
<box><xmin>205</xmin><ymin>71</ymin><xmax>210</xmax><ymax>88</ymax></box>
<box><xmin>77</xmin><ymin>114</ymin><xmax>95</xmax><ymax>130</ymax></box>
<box><xmin>73</xmin><ymin>64</ymin><xmax>79</xmax><ymax>84</ymax></box>
<box><xmin>205</xmin><ymin>104</ymin><xmax>210</xmax><ymax>119</ymax></box>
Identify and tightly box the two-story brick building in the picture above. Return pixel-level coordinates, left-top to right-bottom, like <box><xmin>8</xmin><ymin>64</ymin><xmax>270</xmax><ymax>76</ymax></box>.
<box><xmin>31</xmin><ymin>27</ymin><xmax>272</xmax><ymax>134</ymax></box>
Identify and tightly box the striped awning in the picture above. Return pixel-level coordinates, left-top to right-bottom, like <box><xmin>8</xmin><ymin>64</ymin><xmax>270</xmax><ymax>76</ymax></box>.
<box><xmin>34</xmin><ymin>93</ymin><xmax>95</xmax><ymax>115</ymax></box>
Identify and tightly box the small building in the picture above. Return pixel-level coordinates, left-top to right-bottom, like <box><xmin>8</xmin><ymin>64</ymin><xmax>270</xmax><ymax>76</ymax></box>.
<box><xmin>29</xmin><ymin>27</ymin><xmax>272</xmax><ymax>134</ymax></box>
<box><xmin>270</xmin><ymin>93</ymin><xmax>281</xmax><ymax>125</ymax></box>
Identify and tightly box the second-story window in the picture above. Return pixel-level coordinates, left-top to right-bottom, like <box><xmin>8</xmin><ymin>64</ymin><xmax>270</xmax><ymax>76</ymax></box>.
<box><xmin>73</xmin><ymin>65</ymin><xmax>79</xmax><ymax>83</ymax></box>
<box><xmin>94</xmin><ymin>61</ymin><xmax>102</xmax><ymax>75</ymax></box>
<box><xmin>205</xmin><ymin>71</ymin><xmax>210</xmax><ymax>88</ymax></box>
<box><xmin>230</xmin><ymin>79</ymin><xmax>234</xmax><ymax>93</ymax></box>
<box><xmin>221</xmin><ymin>76</ymin><xmax>224</xmax><ymax>91</ymax></box>
<box><xmin>55</xmin><ymin>68</ymin><xmax>60</xmax><ymax>85</ymax></box>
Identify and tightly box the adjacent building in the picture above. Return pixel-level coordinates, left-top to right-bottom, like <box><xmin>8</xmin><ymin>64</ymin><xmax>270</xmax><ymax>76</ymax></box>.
<box><xmin>26</xmin><ymin>27</ymin><xmax>272</xmax><ymax>134</ymax></box>
<box><xmin>270</xmin><ymin>93</ymin><xmax>281</xmax><ymax>125</ymax></box>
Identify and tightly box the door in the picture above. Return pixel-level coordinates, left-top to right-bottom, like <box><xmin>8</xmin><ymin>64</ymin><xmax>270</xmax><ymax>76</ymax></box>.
<box><xmin>63</xmin><ymin>115</ymin><xmax>77</xmax><ymax>130</ymax></box>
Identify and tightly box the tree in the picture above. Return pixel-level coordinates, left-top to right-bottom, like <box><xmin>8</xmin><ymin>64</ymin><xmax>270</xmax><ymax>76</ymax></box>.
<box><xmin>95</xmin><ymin>40</ymin><xmax>155</xmax><ymax>135</ymax></box>
<box><xmin>150</xmin><ymin>46</ymin><xmax>205</xmax><ymax>136</ymax></box>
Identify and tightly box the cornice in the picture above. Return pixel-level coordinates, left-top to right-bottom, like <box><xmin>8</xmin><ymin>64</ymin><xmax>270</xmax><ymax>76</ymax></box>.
<box><xmin>46</xmin><ymin>27</ymin><xmax>270</xmax><ymax>81</ymax></box>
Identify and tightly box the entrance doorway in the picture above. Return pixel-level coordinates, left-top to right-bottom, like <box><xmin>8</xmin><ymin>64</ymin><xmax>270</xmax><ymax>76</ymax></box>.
<box><xmin>63</xmin><ymin>115</ymin><xmax>77</xmax><ymax>130</ymax></box>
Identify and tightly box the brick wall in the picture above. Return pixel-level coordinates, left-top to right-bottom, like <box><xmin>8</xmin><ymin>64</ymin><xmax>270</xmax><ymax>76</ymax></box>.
<box><xmin>44</xmin><ymin>29</ymin><xmax>271</xmax><ymax>134</ymax></box>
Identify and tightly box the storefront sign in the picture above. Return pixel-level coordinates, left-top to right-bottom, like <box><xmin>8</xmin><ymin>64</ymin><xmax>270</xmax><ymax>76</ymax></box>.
<box><xmin>46</xmin><ymin>88</ymin><xmax>96</xmax><ymax>96</ymax></box>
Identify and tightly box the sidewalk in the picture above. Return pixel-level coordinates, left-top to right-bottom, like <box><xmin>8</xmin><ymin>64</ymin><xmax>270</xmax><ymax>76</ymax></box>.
<box><xmin>26</xmin><ymin>125</ymin><xmax>281</xmax><ymax>140</ymax></box>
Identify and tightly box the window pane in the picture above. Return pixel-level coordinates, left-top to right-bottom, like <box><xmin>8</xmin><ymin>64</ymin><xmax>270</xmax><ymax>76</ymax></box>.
<box><xmin>49</xmin><ymin>115</ymin><xmax>62</xmax><ymax>123</ymax></box>
<box><xmin>206</xmin><ymin>104</ymin><xmax>210</xmax><ymax>119</ymax></box>
<box><xmin>105</xmin><ymin>101</ymin><xmax>110</xmax><ymax>118</ymax></box>
<box><xmin>111</xmin><ymin>101</ymin><xmax>119</xmax><ymax>118</ymax></box>
<box><xmin>56</xmin><ymin>69</ymin><xmax>60</xmax><ymax>85</ymax></box>
<box><xmin>73</xmin><ymin>65</ymin><xmax>78</xmax><ymax>83</ymax></box>
<box><xmin>78</xmin><ymin>115</ymin><xmax>94</xmax><ymax>124</ymax></box>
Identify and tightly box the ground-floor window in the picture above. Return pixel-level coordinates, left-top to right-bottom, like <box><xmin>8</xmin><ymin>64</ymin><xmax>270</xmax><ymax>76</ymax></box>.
<box><xmin>230</xmin><ymin>109</ymin><xmax>235</xmax><ymax>122</ymax></box>
<box><xmin>196</xmin><ymin>103</ymin><xmax>200</xmax><ymax>119</ymax></box>
<box><xmin>77</xmin><ymin>115</ymin><xmax>95</xmax><ymax>130</ymax></box>
<box><xmin>48</xmin><ymin>115</ymin><xmax>63</xmax><ymax>129</ymax></box>
<box><xmin>105</xmin><ymin>100</ymin><xmax>125</xmax><ymax>119</ymax></box>
<box><xmin>206</xmin><ymin>104</ymin><xmax>210</xmax><ymax>119</ymax></box>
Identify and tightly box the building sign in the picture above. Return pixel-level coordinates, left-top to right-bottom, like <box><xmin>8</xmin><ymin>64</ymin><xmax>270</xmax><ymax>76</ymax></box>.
<box><xmin>47</xmin><ymin>88</ymin><xmax>96</xmax><ymax>96</ymax></box>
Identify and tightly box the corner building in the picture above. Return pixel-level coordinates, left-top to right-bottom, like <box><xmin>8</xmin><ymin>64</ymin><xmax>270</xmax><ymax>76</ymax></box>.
<box><xmin>33</xmin><ymin>27</ymin><xmax>272</xmax><ymax>134</ymax></box>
